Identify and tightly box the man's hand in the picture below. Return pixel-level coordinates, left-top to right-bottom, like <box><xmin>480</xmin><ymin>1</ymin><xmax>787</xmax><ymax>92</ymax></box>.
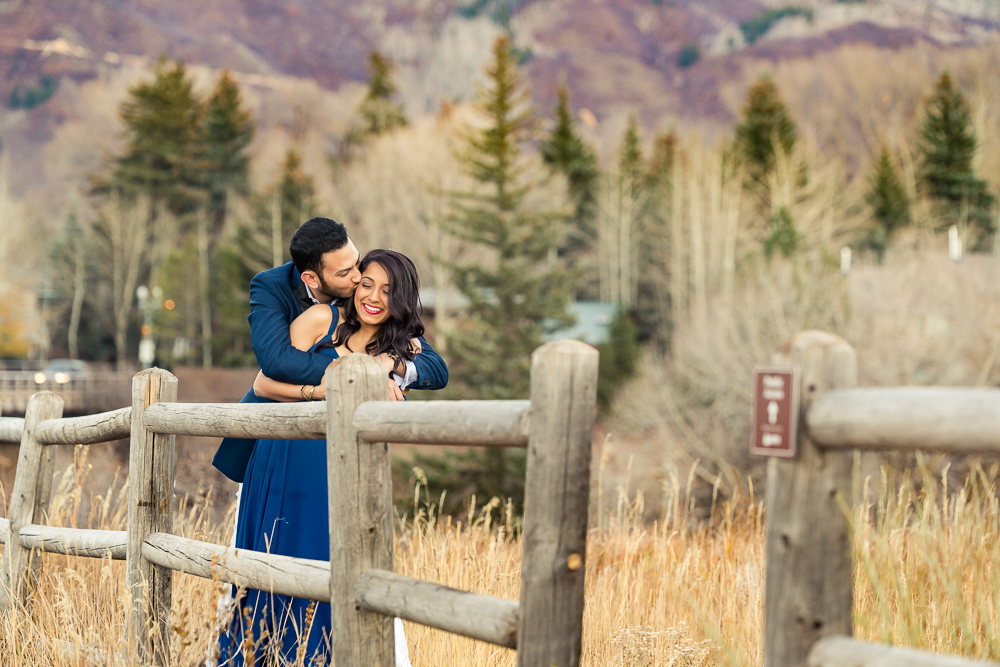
<box><xmin>388</xmin><ymin>379</ymin><xmax>404</xmax><ymax>401</ymax></box>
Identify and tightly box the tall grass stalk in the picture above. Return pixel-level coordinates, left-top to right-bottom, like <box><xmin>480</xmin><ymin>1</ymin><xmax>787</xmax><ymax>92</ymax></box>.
<box><xmin>0</xmin><ymin>446</ymin><xmax>996</xmax><ymax>665</ymax></box>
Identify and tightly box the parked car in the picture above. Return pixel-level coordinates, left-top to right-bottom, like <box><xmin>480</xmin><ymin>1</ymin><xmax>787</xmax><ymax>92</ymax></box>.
<box><xmin>34</xmin><ymin>359</ymin><xmax>91</xmax><ymax>385</ymax></box>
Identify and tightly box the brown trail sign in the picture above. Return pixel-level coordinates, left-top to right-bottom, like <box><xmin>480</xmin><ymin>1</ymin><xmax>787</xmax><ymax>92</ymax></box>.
<box><xmin>750</xmin><ymin>366</ymin><xmax>798</xmax><ymax>458</ymax></box>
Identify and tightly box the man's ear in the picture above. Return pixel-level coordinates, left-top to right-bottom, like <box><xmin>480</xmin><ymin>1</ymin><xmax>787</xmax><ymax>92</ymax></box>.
<box><xmin>301</xmin><ymin>270</ymin><xmax>320</xmax><ymax>290</ymax></box>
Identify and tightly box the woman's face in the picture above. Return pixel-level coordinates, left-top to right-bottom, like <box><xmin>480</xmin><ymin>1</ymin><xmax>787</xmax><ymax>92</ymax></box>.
<box><xmin>354</xmin><ymin>262</ymin><xmax>391</xmax><ymax>326</ymax></box>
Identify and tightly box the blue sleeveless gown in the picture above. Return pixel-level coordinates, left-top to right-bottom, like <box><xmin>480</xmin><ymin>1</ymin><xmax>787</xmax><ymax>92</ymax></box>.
<box><xmin>216</xmin><ymin>307</ymin><xmax>339</xmax><ymax>665</ymax></box>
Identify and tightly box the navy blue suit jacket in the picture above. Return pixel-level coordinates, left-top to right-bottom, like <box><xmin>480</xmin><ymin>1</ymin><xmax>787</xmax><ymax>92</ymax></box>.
<box><xmin>212</xmin><ymin>261</ymin><xmax>448</xmax><ymax>482</ymax></box>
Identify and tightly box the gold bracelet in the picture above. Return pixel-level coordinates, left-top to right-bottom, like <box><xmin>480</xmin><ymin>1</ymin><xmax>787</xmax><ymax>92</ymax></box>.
<box><xmin>308</xmin><ymin>384</ymin><xmax>317</xmax><ymax>401</ymax></box>
<box><xmin>300</xmin><ymin>384</ymin><xmax>311</xmax><ymax>401</ymax></box>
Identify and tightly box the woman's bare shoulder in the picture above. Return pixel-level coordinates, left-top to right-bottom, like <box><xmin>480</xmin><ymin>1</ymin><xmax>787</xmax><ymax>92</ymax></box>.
<box><xmin>290</xmin><ymin>304</ymin><xmax>334</xmax><ymax>348</ymax></box>
<box><xmin>295</xmin><ymin>304</ymin><xmax>334</xmax><ymax>327</ymax></box>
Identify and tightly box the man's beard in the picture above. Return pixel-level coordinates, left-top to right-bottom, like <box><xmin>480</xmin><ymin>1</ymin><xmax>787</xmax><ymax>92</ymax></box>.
<box><xmin>316</xmin><ymin>274</ymin><xmax>355</xmax><ymax>301</ymax></box>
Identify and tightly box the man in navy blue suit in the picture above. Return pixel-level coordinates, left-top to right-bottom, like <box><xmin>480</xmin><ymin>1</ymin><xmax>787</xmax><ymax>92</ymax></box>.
<box><xmin>212</xmin><ymin>216</ymin><xmax>448</xmax><ymax>483</ymax></box>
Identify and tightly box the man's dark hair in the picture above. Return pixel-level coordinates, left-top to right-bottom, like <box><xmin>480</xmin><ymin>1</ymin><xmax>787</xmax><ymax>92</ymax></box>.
<box><xmin>289</xmin><ymin>217</ymin><xmax>349</xmax><ymax>274</ymax></box>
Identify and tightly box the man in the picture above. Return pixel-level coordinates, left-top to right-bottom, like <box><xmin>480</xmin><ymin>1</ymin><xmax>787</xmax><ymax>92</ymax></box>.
<box><xmin>212</xmin><ymin>216</ymin><xmax>448</xmax><ymax>483</ymax></box>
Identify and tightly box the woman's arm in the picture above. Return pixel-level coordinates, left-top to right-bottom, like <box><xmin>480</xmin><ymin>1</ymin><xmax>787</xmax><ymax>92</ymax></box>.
<box><xmin>253</xmin><ymin>370</ymin><xmax>326</xmax><ymax>402</ymax></box>
<box><xmin>253</xmin><ymin>305</ymin><xmax>334</xmax><ymax>401</ymax></box>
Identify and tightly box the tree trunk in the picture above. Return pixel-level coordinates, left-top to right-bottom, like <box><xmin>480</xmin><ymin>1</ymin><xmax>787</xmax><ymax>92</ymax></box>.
<box><xmin>670</xmin><ymin>158</ymin><xmax>686</xmax><ymax>328</ymax></box>
<box><xmin>197</xmin><ymin>210</ymin><xmax>213</xmax><ymax>368</ymax></box>
<box><xmin>68</xmin><ymin>231</ymin><xmax>86</xmax><ymax>359</ymax></box>
<box><xmin>271</xmin><ymin>191</ymin><xmax>282</xmax><ymax>268</ymax></box>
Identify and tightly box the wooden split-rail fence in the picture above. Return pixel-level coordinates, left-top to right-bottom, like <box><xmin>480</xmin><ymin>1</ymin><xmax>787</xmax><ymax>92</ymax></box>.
<box><xmin>764</xmin><ymin>330</ymin><xmax>999</xmax><ymax>667</ymax></box>
<box><xmin>0</xmin><ymin>339</ymin><xmax>599</xmax><ymax>667</ymax></box>
<box><xmin>2</xmin><ymin>330</ymin><xmax>999</xmax><ymax>667</ymax></box>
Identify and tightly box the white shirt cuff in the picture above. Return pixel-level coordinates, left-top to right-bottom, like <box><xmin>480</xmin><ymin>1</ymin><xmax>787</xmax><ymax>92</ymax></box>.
<box><xmin>392</xmin><ymin>360</ymin><xmax>418</xmax><ymax>390</ymax></box>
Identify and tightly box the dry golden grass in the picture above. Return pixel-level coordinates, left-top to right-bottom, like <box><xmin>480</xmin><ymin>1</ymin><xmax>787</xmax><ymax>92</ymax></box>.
<box><xmin>0</xmin><ymin>446</ymin><xmax>998</xmax><ymax>666</ymax></box>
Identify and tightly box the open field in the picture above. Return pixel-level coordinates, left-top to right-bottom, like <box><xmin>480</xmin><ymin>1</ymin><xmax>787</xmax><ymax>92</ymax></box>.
<box><xmin>0</xmin><ymin>446</ymin><xmax>997</xmax><ymax>666</ymax></box>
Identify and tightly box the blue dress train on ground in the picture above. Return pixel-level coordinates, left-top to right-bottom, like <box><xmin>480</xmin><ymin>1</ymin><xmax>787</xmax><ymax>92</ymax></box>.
<box><xmin>215</xmin><ymin>307</ymin><xmax>340</xmax><ymax>666</ymax></box>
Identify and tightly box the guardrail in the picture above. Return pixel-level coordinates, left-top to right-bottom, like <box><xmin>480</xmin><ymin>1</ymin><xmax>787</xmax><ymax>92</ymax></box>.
<box><xmin>0</xmin><ymin>339</ymin><xmax>598</xmax><ymax>667</ymax></box>
<box><xmin>765</xmin><ymin>331</ymin><xmax>998</xmax><ymax>667</ymax></box>
<box><xmin>0</xmin><ymin>370</ymin><xmax>132</xmax><ymax>415</ymax></box>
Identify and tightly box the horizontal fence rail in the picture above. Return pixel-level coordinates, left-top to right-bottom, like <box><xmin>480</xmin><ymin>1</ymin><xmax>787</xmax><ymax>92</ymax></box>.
<box><xmin>0</xmin><ymin>416</ymin><xmax>24</xmax><ymax>443</ymax></box>
<box><xmin>141</xmin><ymin>399</ymin><xmax>532</xmax><ymax>446</ymax></box>
<box><xmin>808</xmin><ymin>387</ymin><xmax>1000</xmax><ymax>454</ymax></box>
<box><xmin>0</xmin><ymin>409</ymin><xmax>131</xmax><ymax>445</ymax></box>
<box><xmin>808</xmin><ymin>636</ymin><xmax>998</xmax><ymax>667</ymax></box>
<box><xmin>2</xmin><ymin>521</ymin><xmax>127</xmax><ymax>560</ymax></box>
<box><xmin>35</xmin><ymin>407</ymin><xmax>132</xmax><ymax>445</ymax></box>
<box><xmin>354</xmin><ymin>400</ymin><xmax>530</xmax><ymax>446</ymax></box>
<box><xmin>141</xmin><ymin>532</ymin><xmax>331</xmax><ymax>602</ymax></box>
<box><xmin>143</xmin><ymin>402</ymin><xmax>326</xmax><ymax>439</ymax></box>
<box><xmin>355</xmin><ymin>569</ymin><xmax>519</xmax><ymax>648</ymax></box>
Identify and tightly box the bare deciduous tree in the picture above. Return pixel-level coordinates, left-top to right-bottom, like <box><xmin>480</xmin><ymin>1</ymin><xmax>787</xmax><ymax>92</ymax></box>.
<box><xmin>92</xmin><ymin>193</ymin><xmax>151</xmax><ymax>367</ymax></box>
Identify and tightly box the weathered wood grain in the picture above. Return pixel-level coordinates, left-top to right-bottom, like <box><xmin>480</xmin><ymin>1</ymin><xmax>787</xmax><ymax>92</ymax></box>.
<box><xmin>355</xmin><ymin>569</ymin><xmax>519</xmax><ymax>648</ymax></box>
<box><xmin>354</xmin><ymin>400</ymin><xmax>530</xmax><ymax>446</ymax></box>
<box><xmin>809</xmin><ymin>387</ymin><xmax>1000</xmax><ymax>454</ymax></box>
<box><xmin>808</xmin><ymin>636</ymin><xmax>999</xmax><ymax>667</ymax></box>
<box><xmin>141</xmin><ymin>532</ymin><xmax>330</xmax><ymax>601</ymax></box>
<box><xmin>765</xmin><ymin>331</ymin><xmax>855</xmax><ymax>667</ymax></box>
<box><xmin>327</xmin><ymin>355</ymin><xmax>396</xmax><ymax>667</ymax></box>
<box><xmin>0</xmin><ymin>391</ymin><xmax>63</xmax><ymax>610</ymax></box>
<box><xmin>126</xmin><ymin>369</ymin><xmax>177</xmax><ymax>666</ymax></box>
<box><xmin>143</xmin><ymin>401</ymin><xmax>325</xmax><ymax>439</ymax></box>
<box><xmin>34</xmin><ymin>407</ymin><xmax>131</xmax><ymax>445</ymax></box>
<box><xmin>0</xmin><ymin>416</ymin><xmax>24</xmax><ymax>443</ymax></box>
<box><xmin>16</xmin><ymin>524</ymin><xmax>126</xmax><ymax>560</ymax></box>
<box><xmin>517</xmin><ymin>340</ymin><xmax>599</xmax><ymax>667</ymax></box>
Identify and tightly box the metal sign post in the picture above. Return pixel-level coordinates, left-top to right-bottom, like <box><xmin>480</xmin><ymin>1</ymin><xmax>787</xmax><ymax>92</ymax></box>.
<box><xmin>750</xmin><ymin>365</ymin><xmax>799</xmax><ymax>458</ymax></box>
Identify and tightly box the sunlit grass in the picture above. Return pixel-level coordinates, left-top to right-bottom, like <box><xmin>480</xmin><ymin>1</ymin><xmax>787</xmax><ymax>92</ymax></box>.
<box><xmin>0</xmin><ymin>446</ymin><xmax>997</xmax><ymax>666</ymax></box>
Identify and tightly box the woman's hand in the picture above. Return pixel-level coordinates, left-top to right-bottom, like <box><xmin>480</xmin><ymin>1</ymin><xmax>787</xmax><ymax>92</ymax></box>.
<box><xmin>311</xmin><ymin>382</ymin><xmax>326</xmax><ymax>401</ymax></box>
<box><xmin>375</xmin><ymin>352</ymin><xmax>396</xmax><ymax>374</ymax></box>
<box><xmin>388</xmin><ymin>379</ymin><xmax>404</xmax><ymax>401</ymax></box>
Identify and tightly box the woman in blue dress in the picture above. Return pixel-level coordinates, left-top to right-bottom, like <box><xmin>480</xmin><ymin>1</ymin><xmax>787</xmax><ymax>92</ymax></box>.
<box><xmin>214</xmin><ymin>249</ymin><xmax>424</xmax><ymax>667</ymax></box>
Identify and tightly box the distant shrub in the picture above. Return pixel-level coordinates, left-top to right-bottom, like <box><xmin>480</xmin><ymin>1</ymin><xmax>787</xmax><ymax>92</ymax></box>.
<box><xmin>763</xmin><ymin>206</ymin><xmax>801</xmax><ymax>258</ymax></box>
<box><xmin>677</xmin><ymin>44</ymin><xmax>700</xmax><ymax>68</ymax></box>
<box><xmin>8</xmin><ymin>75</ymin><xmax>58</xmax><ymax>110</ymax></box>
<box><xmin>740</xmin><ymin>7</ymin><xmax>813</xmax><ymax>45</ymax></box>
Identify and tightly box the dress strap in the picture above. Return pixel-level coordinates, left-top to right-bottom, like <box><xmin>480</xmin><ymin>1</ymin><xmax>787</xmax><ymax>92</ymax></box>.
<box><xmin>327</xmin><ymin>304</ymin><xmax>340</xmax><ymax>338</ymax></box>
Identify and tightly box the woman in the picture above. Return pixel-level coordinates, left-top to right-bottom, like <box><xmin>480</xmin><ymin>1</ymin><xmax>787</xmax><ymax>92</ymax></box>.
<box><xmin>214</xmin><ymin>249</ymin><xmax>423</xmax><ymax>667</ymax></box>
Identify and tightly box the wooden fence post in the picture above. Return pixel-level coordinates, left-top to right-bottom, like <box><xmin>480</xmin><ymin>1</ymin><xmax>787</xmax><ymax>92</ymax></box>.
<box><xmin>517</xmin><ymin>340</ymin><xmax>599</xmax><ymax>667</ymax></box>
<box><xmin>326</xmin><ymin>355</ymin><xmax>395</xmax><ymax>667</ymax></box>
<box><xmin>0</xmin><ymin>391</ymin><xmax>63</xmax><ymax>611</ymax></box>
<box><xmin>126</xmin><ymin>369</ymin><xmax>177</xmax><ymax>666</ymax></box>
<box><xmin>764</xmin><ymin>330</ymin><xmax>856</xmax><ymax>667</ymax></box>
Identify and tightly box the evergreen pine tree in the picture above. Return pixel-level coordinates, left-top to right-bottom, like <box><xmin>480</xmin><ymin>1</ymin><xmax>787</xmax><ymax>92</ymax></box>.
<box><xmin>863</xmin><ymin>144</ymin><xmax>909</xmax><ymax>261</ymax></box>
<box><xmin>596</xmin><ymin>307</ymin><xmax>639</xmax><ymax>410</ymax></box>
<box><xmin>204</xmin><ymin>70</ymin><xmax>255</xmax><ymax>231</ymax></box>
<box><xmin>447</xmin><ymin>36</ymin><xmax>574</xmax><ymax>400</ymax></box>
<box><xmin>919</xmin><ymin>71</ymin><xmax>995</xmax><ymax>248</ymax></box>
<box><xmin>540</xmin><ymin>85</ymin><xmax>599</xmax><ymax>270</ymax></box>
<box><xmin>734</xmin><ymin>76</ymin><xmax>797</xmax><ymax>185</ymax></box>
<box><xmin>434</xmin><ymin>36</ymin><xmax>575</xmax><ymax>512</ymax></box>
<box><xmin>598</xmin><ymin>117</ymin><xmax>646</xmax><ymax>308</ymax></box>
<box><xmin>113</xmin><ymin>58</ymin><xmax>205</xmax><ymax>215</ymax></box>
<box><xmin>359</xmin><ymin>51</ymin><xmax>408</xmax><ymax>136</ymax></box>
<box><xmin>198</xmin><ymin>70</ymin><xmax>255</xmax><ymax>367</ymax></box>
<box><xmin>231</xmin><ymin>148</ymin><xmax>316</xmax><ymax>276</ymax></box>
<box><xmin>637</xmin><ymin>131</ymin><xmax>676</xmax><ymax>348</ymax></box>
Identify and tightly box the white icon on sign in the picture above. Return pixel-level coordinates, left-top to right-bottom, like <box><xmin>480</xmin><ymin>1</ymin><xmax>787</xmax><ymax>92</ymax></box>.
<box><xmin>762</xmin><ymin>433</ymin><xmax>782</xmax><ymax>447</ymax></box>
<box><xmin>767</xmin><ymin>401</ymin><xmax>779</xmax><ymax>424</ymax></box>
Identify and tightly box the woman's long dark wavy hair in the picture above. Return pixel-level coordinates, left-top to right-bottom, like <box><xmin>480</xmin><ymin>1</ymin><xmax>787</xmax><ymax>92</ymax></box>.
<box><xmin>330</xmin><ymin>249</ymin><xmax>424</xmax><ymax>361</ymax></box>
